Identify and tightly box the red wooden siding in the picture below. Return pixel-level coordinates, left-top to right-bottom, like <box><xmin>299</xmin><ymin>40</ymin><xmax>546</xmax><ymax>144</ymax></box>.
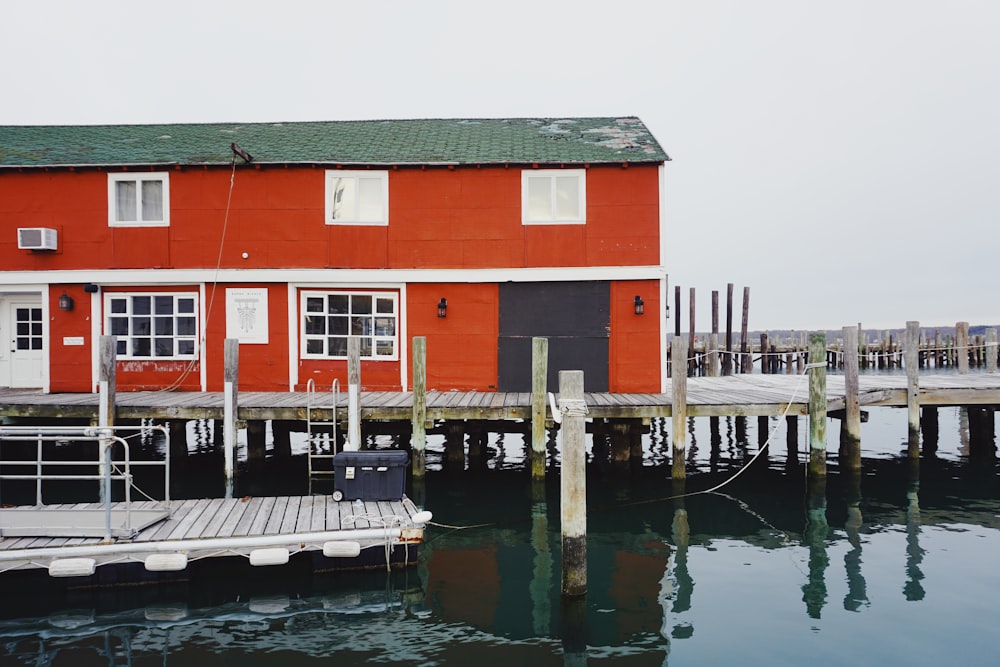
<box><xmin>609</xmin><ymin>280</ymin><xmax>662</xmax><ymax>393</ymax></box>
<box><xmin>48</xmin><ymin>284</ymin><xmax>94</xmax><ymax>393</ymax></box>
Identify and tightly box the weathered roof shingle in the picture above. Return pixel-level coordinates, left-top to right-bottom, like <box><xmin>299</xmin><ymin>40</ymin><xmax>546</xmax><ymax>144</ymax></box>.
<box><xmin>0</xmin><ymin>117</ymin><xmax>669</xmax><ymax>168</ymax></box>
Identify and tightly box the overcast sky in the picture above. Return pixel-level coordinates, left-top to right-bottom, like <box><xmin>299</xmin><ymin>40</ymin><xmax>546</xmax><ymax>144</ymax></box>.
<box><xmin>3</xmin><ymin>1</ymin><xmax>998</xmax><ymax>332</ymax></box>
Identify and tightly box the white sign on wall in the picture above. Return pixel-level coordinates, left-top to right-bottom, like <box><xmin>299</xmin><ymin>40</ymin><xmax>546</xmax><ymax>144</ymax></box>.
<box><xmin>226</xmin><ymin>288</ymin><xmax>269</xmax><ymax>344</ymax></box>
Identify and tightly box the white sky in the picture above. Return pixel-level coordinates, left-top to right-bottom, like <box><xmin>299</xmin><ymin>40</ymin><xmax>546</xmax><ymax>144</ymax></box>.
<box><xmin>3</xmin><ymin>0</ymin><xmax>998</xmax><ymax>332</ymax></box>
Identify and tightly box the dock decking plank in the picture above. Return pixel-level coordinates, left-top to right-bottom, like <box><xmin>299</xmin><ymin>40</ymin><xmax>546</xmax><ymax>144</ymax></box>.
<box><xmin>263</xmin><ymin>497</ymin><xmax>289</xmax><ymax>535</ymax></box>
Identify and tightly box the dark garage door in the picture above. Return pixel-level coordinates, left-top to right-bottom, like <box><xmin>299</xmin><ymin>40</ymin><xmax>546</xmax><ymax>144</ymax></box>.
<box><xmin>498</xmin><ymin>281</ymin><xmax>609</xmax><ymax>392</ymax></box>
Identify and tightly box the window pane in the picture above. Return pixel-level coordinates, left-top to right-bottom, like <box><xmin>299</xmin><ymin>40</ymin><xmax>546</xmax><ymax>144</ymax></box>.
<box><xmin>351</xmin><ymin>316</ymin><xmax>371</xmax><ymax>336</ymax></box>
<box><xmin>177</xmin><ymin>298</ymin><xmax>195</xmax><ymax>313</ymax></box>
<box><xmin>154</xmin><ymin>317</ymin><xmax>173</xmax><ymax>335</ymax></box>
<box><xmin>305</xmin><ymin>316</ymin><xmax>325</xmax><ymax>335</ymax></box>
<box><xmin>177</xmin><ymin>340</ymin><xmax>194</xmax><ymax>356</ymax></box>
<box><xmin>306</xmin><ymin>339</ymin><xmax>324</xmax><ymax>354</ymax></box>
<box><xmin>110</xmin><ymin>317</ymin><xmax>128</xmax><ymax>336</ymax></box>
<box><xmin>352</xmin><ymin>295</ymin><xmax>372</xmax><ymax>314</ymax></box>
<box><xmin>132</xmin><ymin>317</ymin><xmax>151</xmax><ymax>335</ymax></box>
<box><xmin>154</xmin><ymin>296</ymin><xmax>174</xmax><ymax>314</ymax></box>
<box><xmin>555</xmin><ymin>176</ymin><xmax>580</xmax><ymax>220</ymax></box>
<box><xmin>329</xmin><ymin>177</ymin><xmax>356</xmax><ymax>221</ymax></box>
<box><xmin>132</xmin><ymin>338</ymin><xmax>151</xmax><ymax>356</ymax></box>
<box><xmin>110</xmin><ymin>298</ymin><xmax>127</xmax><ymax>314</ymax></box>
<box><xmin>17</xmin><ymin>323</ymin><xmax>28</xmax><ymax>336</ymax></box>
<box><xmin>141</xmin><ymin>180</ymin><xmax>163</xmax><ymax>221</ymax></box>
<box><xmin>376</xmin><ymin>297</ymin><xmax>394</xmax><ymax>314</ymax></box>
<box><xmin>31</xmin><ymin>323</ymin><xmax>42</xmax><ymax>336</ymax></box>
<box><xmin>328</xmin><ymin>295</ymin><xmax>349</xmax><ymax>314</ymax></box>
<box><xmin>375</xmin><ymin>317</ymin><xmax>395</xmax><ymax>336</ymax></box>
<box><xmin>329</xmin><ymin>316</ymin><xmax>348</xmax><ymax>335</ymax></box>
<box><xmin>154</xmin><ymin>338</ymin><xmax>173</xmax><ymax>356</ymax></box>
<box><xmin>31</xmin><ymin>338</ymin><xmax>42</xmax><ymax>350</ymax></box>
<box><xmin>357</xmin><ymin>177</ymin><xmax>383</xmax><ymax>221</ymax></box>
<box><xmin>132</xmin><ymin>296</ymin><xmax>151</xmax><ymax>315</ymax></box>
<box><xmin>115</xmin><ymin>181</ymin><xmax>137</xmax><ymax>222</ymax></box>
<box><xmin>116</xmin><ymin>339</ymin><xmax>127</xmax><ymax>355</ymax></box>
<box><xmin>177</xmin><ymin>317</ymin><xmax>196</xmax><ymax>335</ymax></box>
<box><xmin>358</xmin><ymin>339</ymin><xmax>373</xmax><ymax>356</ymax></box>
<box><xmin>376</xmin><ymin>340</ymin><xmax>394</xmax><ymax>356</ymax></box>
<box><xmin>527</xmin><ymin>177</ymin><xmax>551</xmax><ymax>220</ymax></box>
<box><xmin>329</xmin><ymin>337</ymin><xmax>347</xmax><ymax>356</ymax></box>
<box><xmin>306</xmin><ymin>297</ymin><xmax>324</xmax><ymax>313</ymax></box>
<box><xmin>30</xmin><ymin>308</ymin><xmax>41</xmax><ymax>320</ymax></box>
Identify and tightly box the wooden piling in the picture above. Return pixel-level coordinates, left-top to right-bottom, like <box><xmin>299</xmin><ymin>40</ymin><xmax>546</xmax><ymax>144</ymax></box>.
<box><xmin>347</xmin><ymin>337</ymin><xmax>361</xmax><ymax>450</ymax></box>
<box><xmin>674</xmin><ymin>286</ymin><xmax>681</xmax><ymax>337</ymax></box>
<box><xmin>223</xmin><ymin>338</ymin><xmax>238</xmax><ymax>493</ymax></box>
<box><xmin>988</xmin><ymin>328</ymin><xmax>998</xmax><ymax>374</ymax></box>
<box><xmin>841</xmin><ymin>326</ymin><xmax>861</xmax><ymax>469</ymax></box>
<box><xmin>808</xmin><ymin>333</ymin><xmax>827</xmax><ymax>477</ymax></box>
<box><xmin>98</xmin><ymin>335</ymin><xmax>116</xmax><ymax>430</ymax></box>
<box><xmin>559</xmin><ymin>370</ymin><xmax>587</xmax><ymax>598</ymax></box>
<box><xmin>905</xmin><ymin>321</ymin><xmax>920</xmax><ymax>455</ymax></box>
<box><xmin>688</xmin><ymin>288</ymin><xmax>696</xmax><ymax>375</ymax></box>
<box><xmin>956</xmin><ymin>322</ymin><xmax>970</xmax><ymax>374</ymax></box>
<box><xmin>411</xmin><ymin>337</ymin><xmax>427</xmax><ymax>477</ymax></box>
<box><xmin>724</xmin><ymin>283</ymin><xmax>734</xmax><ymax>375</ymax></box>
<box><xmin>531</xmin><ymin>337</ymin><xmax>548</xmax><ymax>478</ymax></box>
<box><xmin>740</xmin><ymin>287</ymin><xmax>750</xmax><ymax>373</ymax></box>
<box><xmin>671</xmin><ymin>336</ymin><xmax>688</xmax><ymax>480</ymax></box>
<box><xmin>707</xmin><ymin>332</ymin><xmax>720</xmax><ymax>377</ymax></box>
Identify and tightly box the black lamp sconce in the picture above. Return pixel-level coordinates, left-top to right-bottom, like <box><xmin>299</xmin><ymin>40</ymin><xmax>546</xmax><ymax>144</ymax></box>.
<box><xmin>437</xmin><ymin>298</ymin><xmax>448</xmax><ymax>318</ymax></box>
<box><xmin>634</xmin><ymin>295</ymin><xmax>645</xmax><ymax>315</ymax></box>
<box><xmin>58</xmin><ymin>292</ymin><xmax>74</xmax><ymax>311</ymax></box>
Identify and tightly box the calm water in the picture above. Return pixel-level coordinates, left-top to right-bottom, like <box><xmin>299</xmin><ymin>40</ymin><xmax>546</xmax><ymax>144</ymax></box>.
<box><xmin>1</xmin><ymin>402</ymin><xmax>998</xmax><ymax>666</ymax></box>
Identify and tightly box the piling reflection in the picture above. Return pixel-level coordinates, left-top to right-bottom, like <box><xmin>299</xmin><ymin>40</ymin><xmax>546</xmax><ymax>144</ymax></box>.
<box><xmin>802</xmin><ymin>475</ymin><xmax>830</xmax><ymax>619</ymax></box>
<box><xmin>904</xmin><ymin>457</ymin><xmax>925</xmax><ymax>602</ymax></box>
<box><xmin>842</xmin><ymin>470</ymin><xmax>869</xmax><ymax>612</ymax></box>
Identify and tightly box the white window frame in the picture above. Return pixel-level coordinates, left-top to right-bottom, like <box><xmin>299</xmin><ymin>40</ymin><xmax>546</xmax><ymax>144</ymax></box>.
<box><xmin>300</xmin><ymin>290</ymin><xmax>399</xmax><ymax>361</ymax></box>
<box><xmin>521</xmin><ymin>169</ymin><xmax>586</xmax><ymax>225</ymax></box>
<box><xmin>324</xmin><ymin>170</ymin><xmax>389</xmax><ymax>226</ymax></box>
<box><xmin>108</xmin><ymin>172</ymin><xmax>170</xmax><ymax>227</ymax></box>
<box><xmin>105</xmin><ymin>292</ymin><xmax>199</xmax><ymax>360</ymax></box>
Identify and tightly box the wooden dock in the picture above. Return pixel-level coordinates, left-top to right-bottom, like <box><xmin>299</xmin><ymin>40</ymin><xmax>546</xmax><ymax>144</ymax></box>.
<box><xmin>2</xmin><ymin>372</ymin><xmax>999</xmax><ymax>422</ymax></box>
<box><xmin>0</xmin><ymin>495</ymin><xmax>428</xmax><ymax>576</ymax></box>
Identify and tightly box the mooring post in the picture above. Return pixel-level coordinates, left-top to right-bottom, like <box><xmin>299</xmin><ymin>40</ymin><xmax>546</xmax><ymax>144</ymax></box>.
<box><xmin>740</xmin><ymin>286</ymin><xmax>750</xmax><ymax>373</ymax></box>
<box><xmin>986</xmin><ymin>327</ymin><xmax>997</xmax><ymax>373</ymax></box>
<box><xmin>671</xmin><ymin>336</ymin><xmax>688</xmax><ymax>480</ymax></box>
<box><xmin>688</xmin><ymin>287</ymin><xmax>696</xmax><ymax>375</ymax></box>
<box><xmin>707</xmin><ymin>332</ymin><xmax>720</xmax><ymax>377</ymax></box>
<box><xmin>956</xmin><ymin>321</ymin><xmax>970</xmax><ymax>374</ymax></box>
<box><xmin>559</xmin><ymin>370</ymin><xmax>587</xmax><ymax>598</ymax></box>
<box><xmin>531</xmin><ymin>337</ymin><xmax>548</xmax><ymax>478</ymax></box>
<box><xmin>724</xmin><ymin>282</ymin><xmax>734</xmax><ymax>375</ymax></box>
<box><xmin>841</xmin><ymin>325</ymin><xmax>861</xmax><ymax>469</ymax></box>
<box><xmin>808</xmin><ymin>332</ymin><xmax>827</xmax><ymax>477</ymax></box>
<box><xmin>98</xmin><ymin>335</ymin><xmax>116</xmax><ymax>503</ymax></box>
<box><xmin>347</xmin><ymin>337</ymin><xmax>361</xmax><ymax>450</ymax></box>
<box><xmin>905</xmin><ymin>321</ymin><xmax>921</xmax><ymax>455</ymax></box>
<box><xmin>411</xmin><ymin>336</ymin><xmax>427</xmax><ymax>477</ymax></box>
<box><xmin>221</xmin><ymin>339</ymin><xmax>239</xmax><ymax>497</ymax></box>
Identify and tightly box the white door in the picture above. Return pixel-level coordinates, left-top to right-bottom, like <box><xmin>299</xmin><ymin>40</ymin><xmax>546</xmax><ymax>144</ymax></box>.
<box><xmin>1</xmin><ymin>298</ymin><xmax>45</xmax><ymax>388</ymax></box>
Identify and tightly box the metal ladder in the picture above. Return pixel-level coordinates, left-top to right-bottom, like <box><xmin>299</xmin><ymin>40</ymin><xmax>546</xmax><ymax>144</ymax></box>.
<box><xmin>306</xmin><ymin>378</ymin><xmax>340</xmax><ymax>479</ymax></box>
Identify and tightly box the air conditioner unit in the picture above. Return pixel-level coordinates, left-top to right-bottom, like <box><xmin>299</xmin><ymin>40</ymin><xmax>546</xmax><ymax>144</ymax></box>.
<box><xmin>17</xmin><ymin>228</ymin><xmax>58</xmax><ymax>251</ymax></box>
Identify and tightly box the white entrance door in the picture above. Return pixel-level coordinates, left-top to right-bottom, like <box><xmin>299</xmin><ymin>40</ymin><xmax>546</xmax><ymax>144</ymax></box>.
<box><xmin>1</xmin><ymin>298</ymin><xmax>45</xmax><ymax>388</ymax></box>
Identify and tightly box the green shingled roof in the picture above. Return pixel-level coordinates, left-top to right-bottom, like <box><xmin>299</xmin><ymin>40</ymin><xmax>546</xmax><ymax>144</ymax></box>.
<box><xmin>0</xmin><ymin>117</ymin><xmax>669</xmax><ymax>168</ymax></box>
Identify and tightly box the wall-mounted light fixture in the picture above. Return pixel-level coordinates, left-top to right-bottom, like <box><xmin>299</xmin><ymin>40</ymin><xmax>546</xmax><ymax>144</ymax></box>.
<box><xmin>58</xmin><ymin>292</ymin><xmax>74</xmax><ymax>311</ymax></box>
<box><xmin>437</xmin><ymin>298</ymin><xmax>448</xmax><ymax>318</ymax></box>
<box><xmin>634</xmin><ymin>295</ymin><xmax>645</xmax><ymax>315</ymax></box>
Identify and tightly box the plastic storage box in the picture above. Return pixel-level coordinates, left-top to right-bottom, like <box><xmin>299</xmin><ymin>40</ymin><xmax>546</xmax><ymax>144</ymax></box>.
<box><xmin>332</xmin><ymin>450</ymin><xmax>409</xmax><ymax>502</ymax></box>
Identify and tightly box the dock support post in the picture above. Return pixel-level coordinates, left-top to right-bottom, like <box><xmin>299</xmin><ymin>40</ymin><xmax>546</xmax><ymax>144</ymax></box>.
<box><xmin>956</xmin><ymin>321</ymin><xmax>970</xmax><ymax>374</ymax></box>
<box><xmin>905</xmin><ymin>321</ymin><xmax>921</xmax><ymax>455</ymax></box>
<box><xmin>840</xmin><ymin>326</ymin><xmax>861</xmax><ymax>469</ymax></box>
<box><xmin>531</xmin><ymin>337</ymin><xmax>548</xmax><ymax>478</ymax></box>
<box><xmin>671</xmin><ymin>336</ymin><xmax>688</xmax><ymax>480</ymax></box>
<box><xmin>559</xmin><ymin>370</ymin><xmax>587</xmax><ymax>598</ymax></box>
<box><xmin>411</xmin><ymin>337</ymin><xmax>427</xmax><ymax>478</ymax></box>
<box><xmin>740</xmin><ymin>286</ymin><xmax>750</xmax><ymax>373</ymax></box>
<box><xmin>98</xmin><ymin>336</ymin><xmax>116</xmax><ymax>502</ymax></box>
<box><xmin>246</xmin><ymin>420</ymin><xmax>266</xmax><ymax>463</ymax></box>
<box><xmin>808</xmin><ymin>333</ymin><xmax>827</xmax><ymax>477</ymax></box>
<box><xmin>987</xmin><ymin>328</ymin><xmax>998</xmax><ymax>374</ymax></box>
<box><xmin>707</xmin><ymin>332</ymin><xmax>720</xmax><ymax>377</ymax></box>
<box><xmin>724</xmin><ymin>283</ymin><xmax>734</xmax><ymax>375</ymax></box>
<box><xmin>223</xmin><ymin>338</ymin><xmax>238</xmax><ymax>496</ymax></box>
<box><xmin>346</xmin><ymin>338</ymin><xmax>362</xmax><ymax>450</ymax></box>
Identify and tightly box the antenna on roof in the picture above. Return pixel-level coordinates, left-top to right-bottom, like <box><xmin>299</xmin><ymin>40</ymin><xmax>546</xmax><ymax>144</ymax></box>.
<box><xmin>231</xmin><ymin>142</ymin><xmax>254</xmax><ymax>164</ymax></box>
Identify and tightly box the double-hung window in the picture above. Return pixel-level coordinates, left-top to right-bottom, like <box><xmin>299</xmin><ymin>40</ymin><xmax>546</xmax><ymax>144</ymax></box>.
<box><xmin>106</xmin><ymin>293</ymin><xmax>198</xmax><ymax>359</ymax></box>
<box><xmin>325</xmin><ymin>170</ymin><xmax>389</xmax><ymax>225</ymax></box>
<box><xmin>521</xmin><ymin>169</ymin><xmax>586</xmax><ymax>224</ymax></box>
<box><xmin>108</xmin><ymin>172</ymin><xmax>170</xmax><ymax>226</ymax></box>
<box><xmin>301</xmin><ymin>291</ymin><xmax>398</xmax><ymax>360</ymax></box>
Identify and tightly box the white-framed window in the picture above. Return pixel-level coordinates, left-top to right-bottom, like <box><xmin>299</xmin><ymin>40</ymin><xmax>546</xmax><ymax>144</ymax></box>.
<box><xmin>324</xmin><ymin>170</ymin><xmax>389</xmax><ymax>225</ymax></box>
<box><xmin>106</xmin><ymin>293</ymin><xmax>198</xmax><ymax>359</ymax></box>
<box><xmin>301</xmin><ymin>291</ymin><xmax>398</xmax><ymax>360</ymax></box>
<box><xmin>521</xmin><ymin>169</ymin><xmax>586</xmax><ymax>225</ymax></box>
<box><xmin>108</xmin><ymin>172</ymin><xmax>170</xmax><ymax>226</ymax></box>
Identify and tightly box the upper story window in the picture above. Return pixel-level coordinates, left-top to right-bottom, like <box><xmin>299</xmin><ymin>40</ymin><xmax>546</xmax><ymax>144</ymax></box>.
<box><xmin>521</xmin><ymin>169</ymin><xmax>586</xmax><ymax>225</ymax></box>
<box><xmin>325</xmin><ymin>170</ymin><xmax>389</xmax><ymax>225</ymax></box>
<box><xmin>301</xmin><ymin>291</ymin><xmax>398</xmax><ymax>360</ymax></box>
<box><xmin>108</xmin><ymin>173</ymin><xmax>170</xmax><ymax>227</ymax></box>
<box><xmin>106</xmin><ymin>293</ymin><xmax>198</xmax><ymax>359</ymax></box>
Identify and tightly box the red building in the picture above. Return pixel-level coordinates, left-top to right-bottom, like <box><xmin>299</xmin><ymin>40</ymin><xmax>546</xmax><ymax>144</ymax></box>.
<box><xmin>0</xmin><ymin>118</ymin><xmax>670</xmax><ymax>394</ymax></box>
